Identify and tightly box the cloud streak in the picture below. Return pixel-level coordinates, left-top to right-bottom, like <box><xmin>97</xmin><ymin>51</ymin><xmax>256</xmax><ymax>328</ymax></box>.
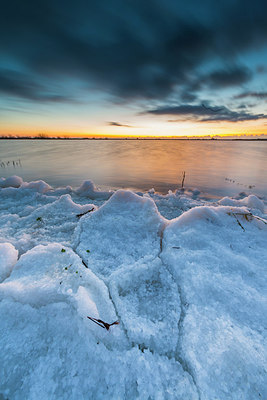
<box><xmin>0</xmin><ymin>69</ymin><xmax>76</xmax><ymax>103</ymax></box>
<box><xmin>234</xmin><ymin>92</ymin><xmax>267</xmax><ymax>99</ymax></box>
<box><xmin>107</xmin><ymin>121</ymin><xmax>133</xmax><ymax>127</ymax></box>
<box><xmin>146</xmin><ymin>104</ymin><xmax>267</xmax><ymax>122</ymax></box>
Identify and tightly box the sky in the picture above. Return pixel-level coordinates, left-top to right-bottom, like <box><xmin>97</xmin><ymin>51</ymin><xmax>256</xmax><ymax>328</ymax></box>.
<box><xmin>0</xmin><ymin>0</ymin><xmax>267</xmax><ymax>138</ymax></box>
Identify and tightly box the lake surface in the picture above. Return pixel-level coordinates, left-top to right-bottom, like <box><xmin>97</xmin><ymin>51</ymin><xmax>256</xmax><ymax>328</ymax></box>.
<box><xmin>0</xmin><ymin>139</ymin><xmax>266</xmax><ymax>198</ymax></box>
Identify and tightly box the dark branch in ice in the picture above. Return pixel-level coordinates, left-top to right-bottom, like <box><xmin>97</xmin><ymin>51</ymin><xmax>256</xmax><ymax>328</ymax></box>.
<box><xmin>76</xmin><ymin>208</ymin><xmax>94</xmax><ymax>218</ymax></box>
<box><xmin>87</xmin><ymin>316</ymin><xmax>119</xmax><ymax>331</ymax></box>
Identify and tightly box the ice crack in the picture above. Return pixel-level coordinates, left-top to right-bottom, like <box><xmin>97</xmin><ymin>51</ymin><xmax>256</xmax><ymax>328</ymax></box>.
<box><xmin>159</xmin><ymin>227</ymin><xmax>201</xmax><ymax>400</ymax></box>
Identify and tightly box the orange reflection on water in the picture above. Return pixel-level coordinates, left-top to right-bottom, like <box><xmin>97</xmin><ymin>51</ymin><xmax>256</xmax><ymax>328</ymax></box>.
<box><xmin>0</xmin><ymin>139</ymin><xmax>266</xmax><ymax>197</ymax></box>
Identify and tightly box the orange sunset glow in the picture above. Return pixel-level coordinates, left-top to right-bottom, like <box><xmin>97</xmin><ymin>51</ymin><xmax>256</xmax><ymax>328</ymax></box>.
<box><xmin>1</xmin><ymin>119</ymin><xmax>267</xmax><ymax>139</ymax></box>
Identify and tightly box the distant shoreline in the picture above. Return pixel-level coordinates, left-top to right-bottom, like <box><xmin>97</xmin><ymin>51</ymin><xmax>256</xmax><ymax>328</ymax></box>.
<box><xmin>1</xmin><ymin>137</ymin><xmax>266</xmax><ymax>141</ymax></box>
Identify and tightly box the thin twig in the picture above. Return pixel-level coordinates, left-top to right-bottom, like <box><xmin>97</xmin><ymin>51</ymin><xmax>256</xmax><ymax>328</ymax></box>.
<box><xmin>251</xmin><ymin>215</ymin><xmax>267</xmax><ymax>224</ymax></box>
<box><xmin>228</xmin><ymin>210</ymin><xmax>267</xmax><ymax>226</ymax></box>
<box><xmin>181</xmin><ymin>171</ymin><xmax>186</xmax><ymax>189</ymax></box>
<box><xmin>232</xmin><ymin>213</ymin><xmax>245</xmax><ymax>231</ymax></box>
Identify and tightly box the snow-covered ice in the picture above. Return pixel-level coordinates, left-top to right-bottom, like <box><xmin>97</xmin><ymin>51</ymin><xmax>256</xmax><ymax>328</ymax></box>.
<box><xmin>75</xmin><ymin>180</ymin><xmax>113</xmax><ymax>200</ymax></box>
<box><xmin>161</xmin><ymin>205</ymin><xmax>267</xmax><ymax>400</ymax></box>
<box><xmin>0</xmin><ymin>243</ymin><xmax>18</xmax><ymax>282</ymax></box>
<box><xmin>74</xmin><ymin>190</ymin><xmax>166</xmax><ymax>278</ymax></box>
<box><xmin>0</xmin><ymin>176</ymin><xmax>266</xmax><ymax>399</ymax></box>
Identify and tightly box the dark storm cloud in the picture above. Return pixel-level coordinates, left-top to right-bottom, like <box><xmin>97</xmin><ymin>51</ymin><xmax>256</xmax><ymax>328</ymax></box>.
<box><xmin>0</xmin><ymin>0</ymin><xmax>267</xmax><ymax>102</ymax></box>
<box><xmin>107</xmin><ymin>121</ymin><xmax>133</xmax><ymax>127</ymax></box>
<box><xmin>234</xmin><ymin>92</ymin><xmax>267</xmax><ymax>99</ymax></box>
<box><xmin>203</xmin><ymin>66</ymin><xmax>252</xmax><ymax>88</ymax></box>
<box><xmin>177</xmin><ymin>65</ymin><xmax>253</xmax><ymax>101</ymax></box>
<box><xmin>257</xmin><ymin>65</ymin><xmax>267</xmax><ymax>74</ymax></box>
<box><xmin>179</xmin><ymin>91</ymin><xmax>198</xmax><ymax>103</ymax></box>
<box><xmin>146</xmin><ymin>104</ymin><xmax>267</xmax><ymax>122</ymax></box>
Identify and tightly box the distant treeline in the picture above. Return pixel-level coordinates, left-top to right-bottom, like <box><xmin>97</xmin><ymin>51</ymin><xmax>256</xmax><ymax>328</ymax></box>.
<box><xmin>0</xmin><ymin>136</ymin><xmax>266</xmax><ymax>141</ymax></box>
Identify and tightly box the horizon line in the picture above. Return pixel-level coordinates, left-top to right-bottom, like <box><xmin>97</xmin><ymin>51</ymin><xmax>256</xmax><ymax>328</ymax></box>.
<box><xmin>0</xmin><ymin>133</ymin><xmax>267</xmax><ymax>140</ymax></box>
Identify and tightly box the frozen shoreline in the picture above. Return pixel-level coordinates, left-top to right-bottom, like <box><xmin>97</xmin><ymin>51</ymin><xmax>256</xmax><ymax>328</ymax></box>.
<box><xmin>0</xmin><ymin>176</ymin><xmax>266</xmax><ymax>399</ymax></box>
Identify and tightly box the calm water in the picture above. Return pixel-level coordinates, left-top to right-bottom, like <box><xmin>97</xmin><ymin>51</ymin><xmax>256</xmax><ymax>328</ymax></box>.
<box><xmin>0</xmin><ymin>139</ymin><xmax>266</xmax><ymax>198</ymax></box>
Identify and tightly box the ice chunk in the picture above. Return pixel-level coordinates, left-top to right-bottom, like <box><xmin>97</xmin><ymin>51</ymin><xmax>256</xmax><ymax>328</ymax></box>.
<box><xmin>0</xmin><ymin>243</ymin><xmax>126</xmax><ymax>346</ymax></box>
<box><xmin>20</xmin><ymin>180</ymin><xmax>52</xmax><ymax>193</ymax></box>
<box><xmin>0</xmin><ymin>176</ymin><xmax>52</xmax><ymax>193</ymax></box>
<box><xmin>75</xmin><ymin>190</ymin><xmax>166</xmax><ymax>278</ymax></box>
<box><xmin>0</xmin><ymin>194</ymin><xmax>96</xmax><ymax>254</ymax></box>
<box><xmin>0</xmin><ymin>175</ymin><xmax>23</xmax><ymax>188</ymax></box>
<box><xmin>0</xmin><ymin>243</ymin><xmax>114</xmax><ymax>319</ymax></box>
<box><xmin>0</xmin><ymin>243</ymin><xmax>18</xmax><ymax>282</ymax></box>
<box><xmin>219</xmin><ymin>194</ymin><xmax>264</xmax><ymax>212</ymax></box>
<box><xmin>76</xmin><ymin>180</ymin><xmax>113</xmax><ymax>200</ymax></box>
<box><xmin>161</xmin><ymin>204</ymin><xmax>267</xmax><ymax>399</ymax></box>
<box><xmin>168</xmin><ymin>204</ymin><xmax>266</xmax><ymax>232</ymax></box>
<box><xmin>0</xmin><ymin>243</ymin><xmax>197</xmax><ymax>399</ymax></box>
<box><xmin>0</xmin><ymin>243</ymin><xmax>127</xmax><ymax>351</ymax></box>
<box><xmin>146</xmin><ymin>189</ymin><xmax>204</xmax><ymax>220</ymax></box>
